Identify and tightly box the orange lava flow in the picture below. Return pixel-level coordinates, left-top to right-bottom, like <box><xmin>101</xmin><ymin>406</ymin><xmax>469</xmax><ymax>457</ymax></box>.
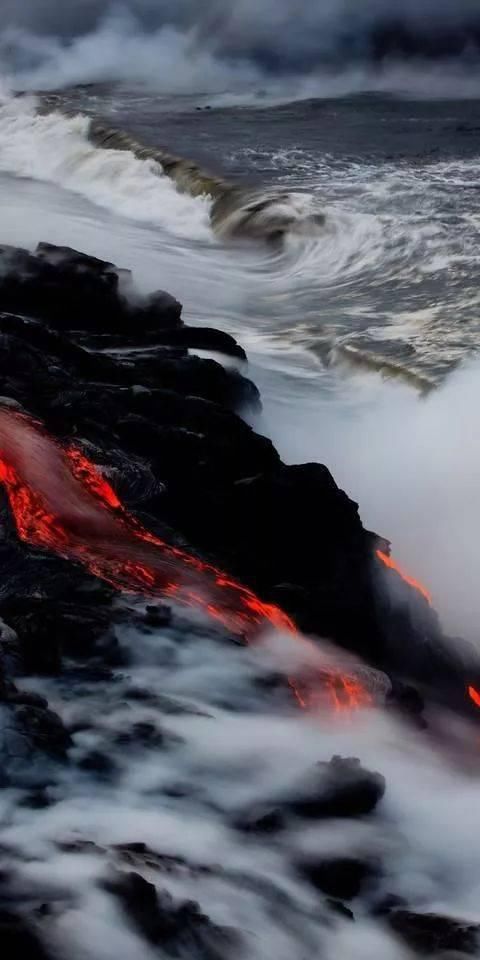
<box><xmin>0</xmin><ymin>409</ymin><xmax>375</xmax><ymax>712</ymax></box>
<box><xmin>289</xmin><ymin>672</ymin><xmax>373</xmax><ymax>712</ymax></box>
<box><xmin>376</xmin><ymin>549</ymin><xmax>432</xmax><ymax>605</ymax></box>
<box><xmin>468</xmin><ymin>686</ymin><xmax>480</xmax><ymax>709</ymax></box>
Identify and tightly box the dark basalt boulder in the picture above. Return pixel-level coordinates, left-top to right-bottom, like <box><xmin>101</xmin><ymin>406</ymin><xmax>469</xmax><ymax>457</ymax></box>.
<box><xmin>234</xmin><ymin>756</ymin><xmax>385</xmax><ymax>834</ymax></box>
<box><xmin>326</xmin><ymin>898</ymin><xmax>355</xmax><ymax>921</ymax></box>
<box><xmin>0</xmin><ymin>244</ymin><xmax>244</xmax><ymax>359</ymax></box>
<box><xmin>386</xmin><ymin>910</ymin><xmax>480</xmax><ymax>956</ymax></box>
<box><xmin>283</xmin><ymin>756</ymin><xmax>386</xmax><ymax>820</ymax></box>
<box><xmin>103</xmin><ymin>871</ymin><xmax>238</xmax><ymax>959</ymax></box>
<box><xmin>0</xmin><ymin>908</ymin><xmax>53</xmax><ymax>960</ymax></box>
<box><xmin>133</xmin><ymin>324</ymin><xmax>247</xmax><ymax>361</ymax></box>
<box><xmin>0</xmin><ymin>243</ymin><xmax>133</xmax><ymax>334</ymax></box>
<box><xmin>0</xmin><ymin>699</ymin><xmax>69</xmax><ymax>787</ymax></box>
<box><xmin>12</xmin><ymin>704</ymin><xmax>71</xmax><ymax>759</ymax></box>
<box><xmin>298</xmin><ymin>856</ymin><xmax>378</xmax><ymax>901</ymax></box>
<box><xmin>0</xmin><ymin>597</ymin><xmax>113</xmax><ymax>673</ymax></box>
<box><xmin>233</xmin><ymin>805</ymin><xmax>286</xmax><ymax>835</ymax></box>
<box><xmin>0</xmin><ymin>241</ymin><xmax>473</xmax><ymax>711</ymax></box>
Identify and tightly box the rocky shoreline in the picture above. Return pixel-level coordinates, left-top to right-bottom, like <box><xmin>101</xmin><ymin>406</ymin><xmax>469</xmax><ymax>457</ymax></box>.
<box><xmin>0</xmin><ymin>242</ymin><xmax>478</xmax><ymax>958</ymax></box>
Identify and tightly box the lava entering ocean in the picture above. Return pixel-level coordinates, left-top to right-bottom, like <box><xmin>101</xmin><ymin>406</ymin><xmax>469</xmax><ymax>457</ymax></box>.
<box><xmin>0</xmin><ymin>408</ymin><xmax>407</xmax><ymax>713</ymax></box>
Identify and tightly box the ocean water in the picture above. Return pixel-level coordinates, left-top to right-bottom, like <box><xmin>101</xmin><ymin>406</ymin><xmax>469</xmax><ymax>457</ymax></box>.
<box><xmin>2</xmin><ymin>75</ymin><xmax>480</xmax><ymax>959</ymax></box>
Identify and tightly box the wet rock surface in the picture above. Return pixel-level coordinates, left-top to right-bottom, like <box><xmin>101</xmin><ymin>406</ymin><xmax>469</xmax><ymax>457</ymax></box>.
<box><xmin>386</xmin><ymin>910</ymin><xmax>480</xmax><ymax>956</ymax></box>
<box><xmin>103</xmin><ymin>871</ymin><xmax>238</xmax><ymax>958</ymax></box>
<box><xmin>283</xmin><ymin>756</ymin><xmax>386</xmax><ymax>820</ymax></box>
<box><xmin>0</xmin><ymin>243</ymin><xmax>476</xmax><ymax>959</ymax></box>
<box><xmin>0</xmin><ymin>241</ymin><xmax>465</xmax><ymax>703</ymax></box>
<box><xmin>234</xmin><ymin>756</ymin><xmax>386</xmax><ymax>833</ymax></box>
<box><xmin>298</xmin><ymin>856</ymin><xmax>378</xmax><ymax>901</ymax></box>
<box><xmin>0</xmin><ymin>908</ymin><xmax>53</xmax><ymax>960</ymax></box>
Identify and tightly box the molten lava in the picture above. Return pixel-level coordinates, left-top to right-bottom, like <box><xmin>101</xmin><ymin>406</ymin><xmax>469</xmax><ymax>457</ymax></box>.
<box><xmin>0</xmin><ymin>410</ymin><xmax>295</xmax><ymax>634</ymax></box>
<box><xmin>0</xmin><ymin>409</ymin><xmax>376</xmax><ymax>712</ymax></box>
<box><xmin>376</xmin><ymin>549</ymin><xmax>432</xmax><ymax>605</ymax></box>
<box><xmin>468</xmin><ymin>686</ymin><xmax>480</xmax><ymax>709</ymax></box>
<box><xmin>289</xmin><ymin>672</ymin><xmax>373</xmax><ymax>711</ymax></box>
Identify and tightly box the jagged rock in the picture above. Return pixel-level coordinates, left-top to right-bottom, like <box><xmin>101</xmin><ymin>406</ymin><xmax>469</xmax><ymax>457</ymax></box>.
<box><xmin>13</xmin><ymin>705</ymin><xmax>71</xmax><ymax>759</ymax></box>
<box><xmin>372</xmin><ymin>894</ymin><xmax>408</xmax><ymax>916</ymax></box>
<box><xmin>143</xmin><ymin>604</ymin><xmax>172</xmax><ymax>628</ymax></box>
<box><xmin>7</xmin><ymin>691</ymin><xmax>49</xmax><ymax>709</ymax></box>
<box><xmin>0</xmin><ymin>597</ymin><xmax>113</xmax><ymax>671</ymax></box>
<box><xmin>386</xmin><ymin>910</ymin><xmax>480</xmax><ymax>956</ymax></box>
<box><xmin>0</xmin><ymin>619</ymin><xmax>21</xmax><ymax>682</ymax></box>
<box><xmin>326</xmin><ymin>899</ymin><xmax>355</xmax><ymax>921</ymax></box>
<box><xmin>234</xmin><ymin>757</ymin><xmax>385</xmax><ymax>835</ymax></box>
<box><xmin>233</xmin><ymin>805</ymin><xmax>285</xmax><ymax>835</ymax></box>
<box><xmin>0</xmin><ymin>908</ymin><xmax>52</xmax><ymax>960</ymax></box>
<box><xmin>77</xmin><ymin>749</ymin><xmax>117</xmax><ymax>778</ymax></box>
<box><xmin>284</xmin><ymin>756</ymin><xmax>386</xmax><ymax>820</ymax></box>
<box><xmin>18</xmin><ymin>789</ymin><xmax>54</xmax><ymax>810</ymax></box>
<box><xmin>114</xmin><ymin>722</ymin><xmax>171</xmax><ymax>750</ymax></box>
<box><xmin>133</xmin><ymin>325</ymin><xmax>247</xmax><ymax>361</ymax></box>
<box><xmin>0</xmin><ymin>242</ymin><xmax>475</xmax><ymax>712</ymax></box>
<box><xmin>298</xmin><ymin>856</ymin><xmax>378</xmax><ymax>900</ymax></box>
<box><xmin>0</xmin><ymin>243</ymin><xmax>128</xmax><ymax>334</ymax></box>
<box><xmin>103</xmin><ymin>871</ymin><xmax>238</xmax><ymax>959</ymax></box>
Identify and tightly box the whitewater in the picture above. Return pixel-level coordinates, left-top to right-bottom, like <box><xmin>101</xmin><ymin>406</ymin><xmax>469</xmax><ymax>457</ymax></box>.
<box><xmin>2</xmin><ymin>76</ymin><xmax>480</xmax><ymax>960</ymax></box>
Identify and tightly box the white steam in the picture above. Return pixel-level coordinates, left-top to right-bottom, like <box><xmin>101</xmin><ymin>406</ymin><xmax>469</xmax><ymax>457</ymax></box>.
<box><xmin>1</xmin><ymin>3</ymin><xmax>480</xmax><ymax>100</ymax></box>
<box><xmin>3</xmin><ymin>609</ymin><xmax>480</xmax><ymax>960</ymax></box>
<box><xmin>258</xmin><ymin>361</ymin><xmax>480</xmax><ymax>644</ymax></box>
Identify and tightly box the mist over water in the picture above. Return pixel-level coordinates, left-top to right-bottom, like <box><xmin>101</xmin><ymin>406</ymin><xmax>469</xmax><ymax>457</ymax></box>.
<box><xmin>2</xmin><ymin>0</ymin><xmax>480</xmax><ymax>97</ymax></box>
<box><xmin>0</xmin><ymin>9</ymin><xmax>480</xmax><ymax>948</ymax></box>
<box><xmin>1</xmin><ymin>89</ymin><xmax>480</xmax><ymax>641</ymax></box>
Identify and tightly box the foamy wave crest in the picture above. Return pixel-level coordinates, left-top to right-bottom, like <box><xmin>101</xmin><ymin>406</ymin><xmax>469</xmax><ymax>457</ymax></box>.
<box><xmin>0</xmin><ymin>93</ymin><xmax>212</xmax><ymax>241</ymax></box>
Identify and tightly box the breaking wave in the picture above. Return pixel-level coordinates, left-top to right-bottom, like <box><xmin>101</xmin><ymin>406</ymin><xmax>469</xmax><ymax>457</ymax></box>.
<box><xmin>0</xmin><ymin>93</ymin><xmax>212</xmax><ymax>241</ymax></box>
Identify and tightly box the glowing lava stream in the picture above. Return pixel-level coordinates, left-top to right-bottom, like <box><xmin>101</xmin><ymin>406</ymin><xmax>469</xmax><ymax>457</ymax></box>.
<box><xmin>0</xmin><ymin>408</ymin><xmax>415</xmax><ymax>712</ymax></box>
<box><xmin>376</xmin><ymin>549</ymin><xmax>432</xmax><ymax>605</ymax></box>
<box><xmin>0</xmin><ymin>410</ymin><xmax>294</xmax><ymax>635</ymax></box>
<box><xmin>468</xmin><ymin>686</ymin><xmax>480</xmax><ymax>709</ymax></box>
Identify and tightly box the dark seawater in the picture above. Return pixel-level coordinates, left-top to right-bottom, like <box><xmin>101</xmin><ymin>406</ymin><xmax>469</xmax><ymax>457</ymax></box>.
<box><xmin>2</xmin><ymin>79</ymin><xmax>480</xmax><ymax>960</ymax></box>
<box><xmin>2</xmin><ymin>85</ymin><xmax>480</xmax><ymax>625</ymax></box>
<box><xmin>36</xmin><ymin>85</ymin><xmax>480</xmax><ymax>385</ymax></box>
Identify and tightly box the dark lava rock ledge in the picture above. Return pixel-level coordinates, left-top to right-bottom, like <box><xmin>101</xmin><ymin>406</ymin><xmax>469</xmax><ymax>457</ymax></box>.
<box><xmin>0</xmin><ymin>241</ymin><xmax>477</xmax><ymax>714</ymax></box>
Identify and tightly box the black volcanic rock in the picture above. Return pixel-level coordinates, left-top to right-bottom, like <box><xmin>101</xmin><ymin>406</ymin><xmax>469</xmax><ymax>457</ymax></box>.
<box><xmin>103</xmin><ymin>871</ymin><xmax>237</xmax><ymax>959</ymax></box>
<box><xmin>0</xmin><ymin>908</ymin><xmax>53</xmax><ymax>960</ymax></box>
<box><xmin>326</xmin><ymin>899</ymin><xmax>355</xmax><ymax>921</ymax></box>
<box><xmin>298</xmin><ymin>856</ymin><xmax>378</xmax><ymax>900</ymax></box>
<box><xmin>234</xmin><ymin>756</ymin><xmax>385</xmax><ymax>835</ymax></box>
<box><xmin>1</xmin><ymin>596</ymin><xmax>113</xmax><ymax>672</ymax></box>
<box><xmin>13</xmin><ymin>704</ymin><xmax>71</xmax><ymax>759</ymax></box>
<box><xmin>386</xmin><ymin>910</ymin><xmax>480</xmax><ymax>956</ymax></box>
<box><xmin>284</xmin><ymin>756</ymin><xmax>386</xmax><ymax>820</ymax></box>
<box><xmin>138</xmin><ymin>324</ymin><xmax>247</xmax><ymax>360</ymax></box>
<box><xmin>0</xmin><ymin>241</ymin><xmax>476</xmax><ymax>713</ymax></box>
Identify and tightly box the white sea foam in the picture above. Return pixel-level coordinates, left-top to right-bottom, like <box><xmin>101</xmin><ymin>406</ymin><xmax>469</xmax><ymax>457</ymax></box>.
<box><xmin>0</xmin><ymin>92</ymin><xmax>212</xmax><ymax>241</ymax></box>
<box><xmin>1</xmin><ymin>611</ymin><xmax>479</xmax><ymax>959</ymax></box>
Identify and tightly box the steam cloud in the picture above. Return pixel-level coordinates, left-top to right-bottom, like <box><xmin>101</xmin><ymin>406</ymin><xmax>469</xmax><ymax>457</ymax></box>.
<box><xmin>2</xmin><ymin>0</ymin><xmax>480</xmax><ymax>93</ymax></box>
